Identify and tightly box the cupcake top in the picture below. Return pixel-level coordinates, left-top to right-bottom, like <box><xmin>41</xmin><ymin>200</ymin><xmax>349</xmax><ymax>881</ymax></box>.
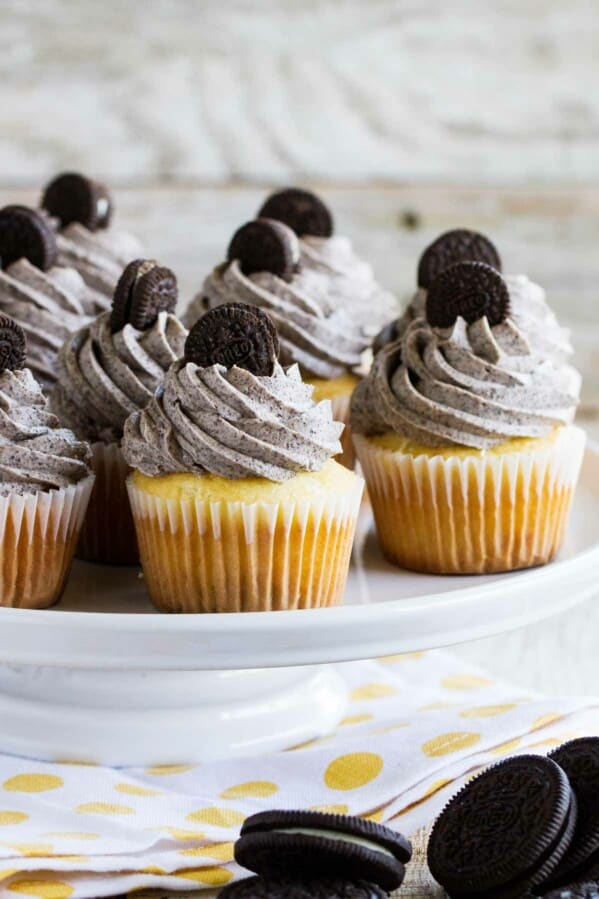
<box><xmin>0</xmin><ymin>315</ymin><xmax>91</xmax><ymax>495</ymax></box>
<box><xmin>186</xmin><ymin>218</ymin><xmax>370</xmax><ymax>380</ymax></box>
<box><xmin>123</xmin><ymin>302</ymin><xmax>343</xmax><ymax>481</ymax></box>
<box><xmin>351</xmin><ymin>262</ymin><xmax>579</xmax><ymax>450</ymax></box>
<box><xmin>375</xmin><ymin>229</ymin><xmax>574</xmax><ymax>367</ymax></box>
<box><xmin>51</xmin><ymin>259</ymin><xmax>187</xmax><ymax>444</ymax></box>
<box><xmin>41</xmin><ymin>172</ymin><xmax>143</xmax><ymax>315</ymax></box>
<box><xmin>0</xmin><ymin>205</ymin><xmax>93</xmax><ymax>387</ymax></box>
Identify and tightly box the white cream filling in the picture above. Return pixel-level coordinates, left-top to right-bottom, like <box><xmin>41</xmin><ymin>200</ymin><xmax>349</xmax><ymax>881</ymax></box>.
<box><xmin>273</xmin><ymin>827</ymin><xmax>395</xmax><ymax>859</ymax></box>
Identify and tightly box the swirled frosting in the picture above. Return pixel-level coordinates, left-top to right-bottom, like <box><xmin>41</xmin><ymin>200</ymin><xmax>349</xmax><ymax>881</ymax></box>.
<box><xmin>0</xmin><ymin>259</ymin><xmax>92</xmax><ymax>387</ymax></box>
<box><xmin>389</xmin><ymin>274</ymin><xmax>574</xmax><ymax>366</ymax></box>
<box><xmin>123</xmin><ymin>360</ymin><xmax>343</xmax><ymax>481</ymax></box>
<box><xmin>51</xmin><ymin>310</ymin><xmax>187</xmax><ymax>444</ymax></box>
<box><xmin>186</xmin><ymin>259</ymin><xmax>369</xmax><ymax>379</ymax></box>
<box><xmin>0</xmin><ymin>367</ymin><xmax>91</xmax><ymax>495</ymax></box>
<box><xmin>351</xmin><ymin>312</ymin><xmax>579</xmax><ymax>450</ymax></box>
<box><xmin>56</xmin><ymin>223</ymin><xmax>143</xmax><ymax>314</ymax></box>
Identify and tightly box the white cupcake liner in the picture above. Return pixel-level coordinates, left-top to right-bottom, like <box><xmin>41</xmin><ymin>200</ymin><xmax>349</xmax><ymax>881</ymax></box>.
<box><xmin>0</xmin><ymin>475</ymin><xmax>94</xmax><ymax>609</ymax></box>
<box><xmin>354</xmin><ymin>425</ymin><xmax>586</xmax><ymax>574</ymax></box>
<box><xmin>128</xmin><ymin>474</ymin><xmax>364</xmax><ymax>612</ymax></box>
<box><xmin>77</xmin><ymin>441</ymin><xmax>138</xmax><ymax>566</ymax></box>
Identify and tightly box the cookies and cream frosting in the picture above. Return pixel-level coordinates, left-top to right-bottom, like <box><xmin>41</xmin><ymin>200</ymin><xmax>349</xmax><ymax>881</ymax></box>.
<box><xmin>51</xmin><ymin>310</ymin><xmax>187</xmax><ymax>444</ymax></box>
<box><xmin>190</xmin><ymin>259</ymin><xmax>369</xmax><ymax>380</ymax></box>
<box><xmin>0</xmin><ymin>259</ymin><xmax>92</xmax><ymax>387</ymax></box>
<box><xmin>351</xmin><ymin>313</ymin><xmax>579</xmax><ymax>450</ymax></box>
<box><xmin>122</xmin><ymin>360</ymin><xmax>343</xmax><ymax>481</ymax></box>
<box><xmin>0</xmin><ymin>367</ymin><xmax>91</xmax><ymax>495</ymax></box>
<box><xmin>56</xmin><ymin>223</ymin><xmax>143</xmax><ymax>314</ymax></box>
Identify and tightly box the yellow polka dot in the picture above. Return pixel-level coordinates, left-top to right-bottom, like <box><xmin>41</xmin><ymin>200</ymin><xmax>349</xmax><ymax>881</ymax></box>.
<box><xmin>350</xmin><ymin>684</ymin><xmax>398</xmax><ymax>701</ymax></box>
<box><xmin>528</xmin><ymin>737</ymin><xmax>562</xmax><ymax>749</ymax></box>
<box><xmin>220</xmin><ymin>781</ymin><xmax>278</xmax><ymax>799</ymax></box>
<box><xmin>114</xmin><ymin>783</ymin><xmax>161</xmax><ymax>797</ymax></box>
<box><xmin>180</xmin><ymin>841</ymin><xmax>234</xmax><ymax>861</ymax></box>
<box><xmin>460</xmin><ymin>704</ymin><xmax>517</xmax><ymax>719</ymax></box>
<box><xmin>145</xmin><ymin>764</ymin><xmax>196</xmax><ymax>775</ymax></box>
<box><xmin>176</xmin><ymin>867</ymin><xmax>233</xmax><ymax>886</ymax></box>
<box><xmin>378</xmin><ymin>652</ymin><xmax>426</xmax><ymax>663</ymax></box>
<box><xmin>441</xmin><ymin>674</ymin><xmax>493</xmax><ymax>690</ymax></box>
<box><xmin>363</xmin><ymin>809</ymin><xmax>385</xmax><ymax>822</ymax></box>
<box><xmin>1</xmin><ymin>844</ymin><xmax>53</xmax><ymax>858</ymax></box>
<box><xmin>8</xmin><ymin>882</ymin><xmax>74</xmax><ymax>899</ymax></box>
<box><xmin>152</xmin><ymin>826</ymin><xmax>206</xmax><ymax>841</ymax></box>
<box><xmin>489</xmin><ymin>737</ymin><xmax>521</xmax><ymax>756</ymax></box>
<box><xmin>186</xmin><ymin>807</ymin><xmax>245</xmax><ymax>827</ymax></box>
<box><xmin>373</xmin><ymin>722</ymin><xmax>409</xmax><ymax>735</ymax></box>
<box><xmin>421</xmin><ymin>778</ymin><xmax>453</xmax><ymax>799</ymax></box>
<box><xmin>340</xmin><ymin>714</ymin><xmax>373</xmax><ymax>727</ymax></box>
<box><xmin>3</xmin><ymin>775</ymin><xmax>63</xmax><ymax>794</ymax></box>
<box><xmin>422</xmin><ymin>732</ymin><xmax>481</xmax><ymax>757</ymax></box>
<box><xmin>51</xmin><ymin>857</ymin><xmax>88</xmax><ymax>865</ymax></box>
<box><xmin>324</xmin><ymin>753</ymin><xmax>384</xmax><ymax>791</ymax></box>
<box><xmin>0</xmin><ymin>812</ymin><xmax>28</xmax><ymax>826</ymax></box>
<box><xmin>419</xmin><ymin>701</ymin><xmax>457</xmax><ymax>711</ymax></box>
<box><xmin>75</xmin><ymin>802</ymin><xmax>134</xmax><ymax>816</ymax></box>
<box><xmin>43</xmin><ymin>833</ymin><xmax>98</xmax><ymax>841</ymax></box>
<box><xmin>309</xmin><ymin>804</ymin><xmax>350</xmax><ymax>814</ymax></box>
<box><xmin>530</xmin><ymin>713</ymin><xmax>563</xmax><ymax>732</ymax></box>
<box><xmin>140</xmin><ymin>866</ymin><xmax>166</xmax><ymax>875</ymax></box>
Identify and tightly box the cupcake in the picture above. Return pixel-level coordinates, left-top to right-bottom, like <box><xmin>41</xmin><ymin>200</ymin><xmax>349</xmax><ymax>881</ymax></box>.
<box><xmin>184</xmin><ymin>215</ymin><xmax>376</xmax><ymax>469</ymax></box>
<box><xmin>0</xmin><ymin>205</ymin><xmax>92</xmax><ymax>388</ymax></box>
<box><xmin>0</xmin><ymin>314</ymin><xmax>93</xmax><ymax>607</ymax></box>
<box><xmin>352</xmin><ymin>261</ymin><xmax>585</xmax><ymax>575</ymax></box>
<box><xmin>375</xmin><ymin>229</ymin><xmax>578</xmax><ymax>376</ymax></box>
<box><xmin>51</xmin><ymin>259</ymin><xmax>187</xmax><ymax>565</ymax></box>
<box><xmin>41</xmin><ymin>172</ymin><xmax>143</xmax><ymax>315</ymax></box>
<box><xmin>123</xmin><ymin>300</ymin><xmax>363</xmax><ymax>613</ymax></box>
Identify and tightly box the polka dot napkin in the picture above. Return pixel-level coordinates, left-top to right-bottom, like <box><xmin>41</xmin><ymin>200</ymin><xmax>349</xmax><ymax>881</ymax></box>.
<box><xmin>0</xmin><ymin>650</ymin><xmax>598</xmax><ymax>899</ymax></box>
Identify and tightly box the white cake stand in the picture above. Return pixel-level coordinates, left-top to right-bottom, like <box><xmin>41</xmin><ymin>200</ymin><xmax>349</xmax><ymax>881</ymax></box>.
<box><xmin>0</xmin><ymin>445</ymin><xmax>597</xmax><ymax>766</ymax></box>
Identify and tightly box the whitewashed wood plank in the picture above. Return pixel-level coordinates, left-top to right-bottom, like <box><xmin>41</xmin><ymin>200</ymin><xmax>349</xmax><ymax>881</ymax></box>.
<box><xmin>1</xmin><ymin>0</ymin><xmax>599</xmax><ymax>184</ymax></box>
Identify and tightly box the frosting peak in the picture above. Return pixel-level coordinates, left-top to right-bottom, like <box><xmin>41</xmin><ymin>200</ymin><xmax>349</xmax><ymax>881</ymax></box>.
<box><xmin>123</xmin><ymin>360</ymin><xmax>343</xmax><ymax>481</ymax></box>
<box><xmin>0</xmin><ymin>368</ymin><xmax>91</xmax><ymax>495</ymax></box>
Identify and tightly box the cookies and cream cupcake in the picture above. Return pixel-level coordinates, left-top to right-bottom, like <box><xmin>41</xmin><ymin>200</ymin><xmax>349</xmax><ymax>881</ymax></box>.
<box><xmin>352</xmin><ymin>261</ymin><xmax>585</xmax><ymax>574</ymax></box>
<box><xmin>41</xmin><ymin>172</ymin><xmax>143</xmax><ymax>315</ymax></box>
<box><xmin>51</xmin><ymin>259</ymin><xmax>187</xmax><ymax>564</ymax></box>
<box><xmin>0</xmin><ymin>205</ymin><xmax>92</xmax><ymax>388</ymax></box>
<box><xmin>185</xmin><ymin>217</ymin><xmax>374</xmax><ymax>468</ymax></box>
<box><xmin>375</xmin><ymin>229</ymin><xmax>577</xmax><ymax>375</ymax></box>
<box><xmin>0</xmin><ymin>314</ymin><xmax>93</xmax><ymax>607</ymax></box>
<box><xmin>124</xmin><ymin>301</ymin><xmax>363</xmax><ymax>613</ymax></box>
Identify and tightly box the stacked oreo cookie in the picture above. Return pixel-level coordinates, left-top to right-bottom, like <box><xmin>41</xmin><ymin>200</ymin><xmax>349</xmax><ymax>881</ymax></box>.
<box><xmin>220</xmin><ymin>809</ymin><xmax>412</xmax><ymax>899</ymax></box>
<box><xmin>427</xmin><ymin>738</ymin><xmax>599</xmax><ymax>898</ymax></box>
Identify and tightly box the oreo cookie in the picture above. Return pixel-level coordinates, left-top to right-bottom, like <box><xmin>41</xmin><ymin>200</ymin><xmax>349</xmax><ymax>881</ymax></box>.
<box><xmin>417</xmin><ymin>229</ymin><xmax>501</xmax><ymax>289</ymax></box>
<box><xmin>427</xmin><ymin>755</ymin><xmax>577</xmax><ymax>899</ymax></box>
<box><xmin>41</xmin><ymin>172</ymin><xmax>112</xmax><ymax>231</ymax></box>
<box><xmin>0</xmin><ymin>315</ymin><xmax>27</xmax><ymax>373</ymax></box>
<box><xmin>0</xmin><ymin>205</ymin><xmax>57</xmax><ymax>271</ymax></box>
<box><xmin>110</xmin><ymin>259</ymin><xmax>178</xmax><ymax>333</ymax></box>
<box><xmin>219</xmin><ymin>876</ymin><xmax>388</xmax><ymax>899</ymax></box>
<box><xmin>426</xmin><ymin>261</ymin><xmax>511</xmax><ymax>329</ymax></box>
<box><xmin>227</xmin><ymin>219</ymin><xmax>300</xmax><ymax>281</ymax></box>
<box><xmin>235</xmin><ymin>809</ymin><xmax>412</xmax><ymax>892</ymax></box>
<box><xmin>542</xmin><ymin>885</ymin><xmax>599</xmax><ymax>899</ymax></box>
<box><xmin>184</xmin><ymin>303</ymin><xmax>279</xmax><ymax>376</ymax></box>
<box><xmin>539</xmin><ymin>739</ymin><xmax>599</xmax><ymax>890</ymax></box>
<box><xmin>258</xmin><ymin>188</ymin><xmax>334</xmax><ymax>238</ymax></box>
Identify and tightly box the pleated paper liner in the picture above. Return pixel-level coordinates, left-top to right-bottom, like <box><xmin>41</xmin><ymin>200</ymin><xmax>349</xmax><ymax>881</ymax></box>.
<box><xmin>76</xmin><ymin>441</ymin><xmax>139</xmax><ymax>566</ymax></box>
<box><xmin>0</xmin><ymin>475</ymin><xmax>94</xmax><ymax>609</ymax></box>
<box><xmin>354</xmin><ymin>425</ymin><xmax>586</xmax><ymax>575</ymax></box>
<box><xmin>128</xmin><ymin>475</ymin><xmax>364</xmax><ymax>613</ymax></box>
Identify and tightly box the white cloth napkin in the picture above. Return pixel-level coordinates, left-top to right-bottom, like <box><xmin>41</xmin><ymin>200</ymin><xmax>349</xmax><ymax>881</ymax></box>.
<box><xmin>0</xmin><ymin>650</ymin><xmax>597</xmax><ymax>899</ymax></box>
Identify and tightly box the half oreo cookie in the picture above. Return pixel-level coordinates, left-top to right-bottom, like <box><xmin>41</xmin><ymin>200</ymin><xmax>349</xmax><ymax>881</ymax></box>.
<box><xmin>0</xmin><ymin>314</ymin><xmax>27</xmax><ymax>372</ymax></box>
<box><xmin>235</xmin><ymin>809</ymin><xmax>412</xmax><ymax>892</ymax></box>
<box><xmin>41</xmin><ymin>171</ymin><xmax>112</xmax><ymax>231</ymax></box>
<box><xmin>258</xmin><ymin>188</ymin><xmax>334</xmax><ymax>238</ymax></box>
<box><xmin>219</xmin><ymin>876</ymin><xmax>389</xmax><ymax>899</ymax></box>
<box><xmin>426</xmin><ymin>261</ymin><xmax>511</xmax><ymax>329</ymax></box>
<box><xmin>227</xmin><ymin>218</ymin><xmax>300</xmax><ymax>281</ymax></box>
<box><xmin>0</xmin><ymin>205</ymin><xmax>57</xmax><ymax>271</ymax></box>
<box><xmin>417</xmin><ymin>228</ymin><xmax>501</xmax><ymax>289</ymax></box>
<box><xmin>427</xmin><ymin>755</ymin><xmax>578</xmax><ymax>899</ymax></box>
<box><xmin>110</xmin><ymin>259</ymin><xmax>178</xmax><ymax>333</ymax></box>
